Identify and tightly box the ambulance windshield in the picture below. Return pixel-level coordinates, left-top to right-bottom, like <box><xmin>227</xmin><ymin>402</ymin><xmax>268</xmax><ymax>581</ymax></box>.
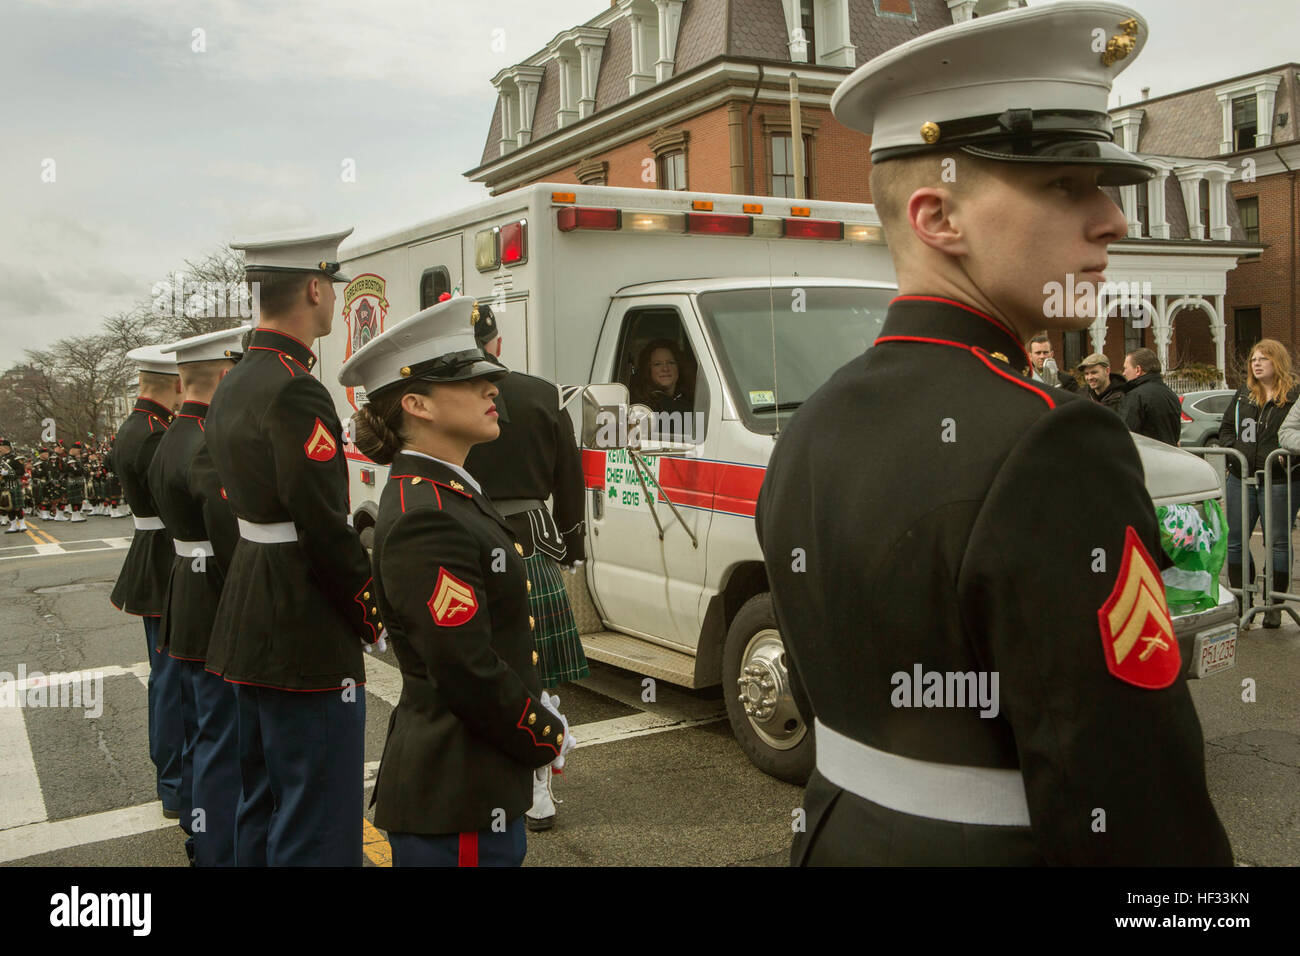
<box><xmin>697</xmin><ymin>285</ymin><xmax>893</xmax><ymax>434</ymax></box>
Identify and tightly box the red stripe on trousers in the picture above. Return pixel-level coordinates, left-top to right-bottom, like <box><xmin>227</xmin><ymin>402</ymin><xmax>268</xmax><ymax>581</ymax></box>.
<box><xmin>458</xmin><ymin>831</ymin><xmax>479</xmax><ymax>867</ymax></box>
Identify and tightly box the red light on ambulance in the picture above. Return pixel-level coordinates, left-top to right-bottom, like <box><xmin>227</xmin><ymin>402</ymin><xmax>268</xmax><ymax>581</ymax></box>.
<box><xmin>685</xmin><ymin>212</ymin><xmax>752</xmax><ymax>236</ymax></box>
<box><xmin>557</xmin><ymin>206</ymin><xmax>621</xmax><ymax>232</ymax></box>
<box><xmin>500</xmin><ymin>219</ymin><xmax>527</xmax><ymax>265</ymax></box>
<box><xmin>782</xmin><ymin>218</ymin><xmax>843</xmax><ymax>240</ymax></box>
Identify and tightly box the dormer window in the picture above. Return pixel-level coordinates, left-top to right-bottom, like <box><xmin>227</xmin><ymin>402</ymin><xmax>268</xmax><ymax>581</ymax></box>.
<box><xmin>1231</xmin><ymin>95</ymin><xmax>1257</xmax><ymax>151</ymax></box>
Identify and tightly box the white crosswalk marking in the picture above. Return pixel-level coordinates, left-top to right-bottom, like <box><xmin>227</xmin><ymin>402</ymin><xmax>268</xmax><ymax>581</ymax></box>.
<box><xmin>0</xmin><ymin>659</ymin><xmax>721</xmax><ymax>863</ymax></box>
<box><xmin>0</xmin><ymin>704</ymin><xmax>46</xmax><ymax>832</ymax></box>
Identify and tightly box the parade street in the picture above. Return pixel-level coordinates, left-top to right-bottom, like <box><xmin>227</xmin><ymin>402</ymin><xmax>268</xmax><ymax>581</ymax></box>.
<box><xmin>0</xmin><ymin>511</ymin><xmax>1295</xmax><ymax>867</ymax></box>
<box><xmin>0</xmin><ymin>512</ymin><xmax>798</xmax><ymax>867</ymax></box>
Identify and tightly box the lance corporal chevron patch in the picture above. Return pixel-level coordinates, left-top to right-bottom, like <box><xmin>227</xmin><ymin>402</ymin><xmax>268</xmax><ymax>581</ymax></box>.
<box><xmin>428</xmin><ymin>567</ymin><xmax>478</xmax><ymax>626</ymax></box>
<box><xmin>1098</xmin><ymin>526</ymin><xmax>1180</xmax><ymax>689</ymax></box>
<box><xmin>304</xmin><ymin>417</ymin><xmax>337</xmax><ymax>461</ymax></box>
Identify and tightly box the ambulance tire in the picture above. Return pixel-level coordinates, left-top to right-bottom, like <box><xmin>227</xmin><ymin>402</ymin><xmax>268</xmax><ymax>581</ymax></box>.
<box><xmin>723</xmin><ymin>592</ymin><xmax>813</xmax><ymax>785</ymax></box>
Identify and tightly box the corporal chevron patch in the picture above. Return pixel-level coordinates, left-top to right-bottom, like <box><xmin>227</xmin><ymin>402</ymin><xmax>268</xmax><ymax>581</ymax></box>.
<box><xmin>428</xmin><ymin>567</ymin><xmax>478</xmax><ymax>626</ymax></box>
<box><xmin>1098</xmin><ymin>525</ymin><xmax>1180</xmax><ymax>689</ymax></box>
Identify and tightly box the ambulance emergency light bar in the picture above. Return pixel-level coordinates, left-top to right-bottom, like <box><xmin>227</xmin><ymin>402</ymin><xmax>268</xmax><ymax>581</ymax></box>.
<box><xmin>475</xmin><ymin>193</ymin><xmax>884</xmax><ymax>270</ymax></box>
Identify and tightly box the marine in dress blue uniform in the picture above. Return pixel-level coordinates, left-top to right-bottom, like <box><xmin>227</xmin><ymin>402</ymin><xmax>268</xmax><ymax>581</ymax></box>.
<box><xmin>110</xmin><ymin>345</ymin><xmax>185</xmax><ymax>817</ymax></box>
<box><xmin>204</xmin><ymin>229</ymin><xmax>381</xmax><ymax>866</ymax></box>
<box><xmin>339</xmin><ymin>296</ymin><xmax>574</xmax><ymax>867</ymax></box>
<box><xmin>755</xmin><ymin>3</ymin><xmax>1231</xmax><ymax>865</ymax></box>
<box><xmin>148</xmin><ymin>326</ymin><xmax>247</xmax><ymax>865</ymax></box>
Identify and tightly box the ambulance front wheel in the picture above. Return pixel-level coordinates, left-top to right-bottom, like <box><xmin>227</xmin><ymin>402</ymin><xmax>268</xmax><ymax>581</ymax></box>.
<box><xmin>723</xmin><ymin>593</ymin><xmax>813</xmax><ymax>785</ymax></box>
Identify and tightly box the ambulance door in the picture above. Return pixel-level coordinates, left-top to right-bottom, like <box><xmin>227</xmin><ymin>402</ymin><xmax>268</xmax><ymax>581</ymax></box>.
<box><xmin>408</xmin><ymin>234</ymin><xmax>464</xmax><ymax>310</ymax></box>
<box><xmin>586</xmin><ymin>296</ymin><xmax>713</xmax><ymax>650</ymax></box>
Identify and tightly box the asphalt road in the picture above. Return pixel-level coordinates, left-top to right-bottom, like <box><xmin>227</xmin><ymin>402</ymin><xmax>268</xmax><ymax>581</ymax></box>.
<box><xmin>0</xmin><ymin>510</ymin><xmax>1296</xmax><ymax>867</ymax></box>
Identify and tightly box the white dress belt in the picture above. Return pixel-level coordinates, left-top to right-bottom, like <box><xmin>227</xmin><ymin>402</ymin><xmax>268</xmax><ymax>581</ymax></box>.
<box><xmin>133</xmin><ymin>516</ymin><xmax>165</xmax><ymax>532</ymax></box>
<box><xmin>174</xmin><ymin>539</ymin><xmax>214</xmax><ymax>558</ymax></box>
<box><xmin>814</xmin><ymin>719</ymin><xmax>1031</xmax><ymax>827</ymax></box>
<box><xmin>237</xmin><ymin>519</ymin><xmax>298</xmax><ymax>544</ymax></box>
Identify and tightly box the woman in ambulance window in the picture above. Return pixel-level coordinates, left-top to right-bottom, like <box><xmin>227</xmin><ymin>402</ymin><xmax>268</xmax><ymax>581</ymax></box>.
<box><xmin>632</xmin><ymin>339</ymin><xmax>695</xmax><ymax>417</ymax></box>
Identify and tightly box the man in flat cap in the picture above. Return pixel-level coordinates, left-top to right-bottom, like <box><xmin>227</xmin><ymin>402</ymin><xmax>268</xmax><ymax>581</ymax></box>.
<box><xmin>756</xmin><ymin>3</ymin><xmax>1230</xmax><ymax>865</ymax></box>
<box><xmin>1080</xmin><ymin>353</ymin><xmax>1127</xmax><ymax>413</ymax></box>
<box><xmin>111</xmin><ymin>345</ymin><xmax>185</xmax><ymax>820</ymax></box>
<box><xmin>205</xmin><ymin>229</ymin><xmax>382</xmax><ymax>866</ymax></box>
<box><xmin>149</xmin><ymin>326</ymin><xmax>248</xmax><ymax>866</ymax></box>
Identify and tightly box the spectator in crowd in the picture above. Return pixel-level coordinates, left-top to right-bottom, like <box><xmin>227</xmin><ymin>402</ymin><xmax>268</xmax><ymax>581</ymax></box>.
<box><xmin>1121</xmin><ymin>348</ymin><xmax>1181</xmax><ymax>445</ymax></box>
<box><xmin>1221</xmin><ymin>338</ymin><xmax>1300</xmax><ymax>628</ymax></box>
<box><xmin>1026</xmin><ymin>334</ymin><xmax>1079</xmax><ymax>391</ymax></box>
<box><xmin>1079</xmin><ymin>353</ymin><xmax>1127</xmax><ymax>413</ymax></box>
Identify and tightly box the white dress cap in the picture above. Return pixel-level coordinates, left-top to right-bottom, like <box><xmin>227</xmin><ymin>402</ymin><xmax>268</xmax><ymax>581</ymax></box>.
<box><xmin>159</xmin><ymin>325</ymin><xmax>251</xmax><ymax>364</ymax></box>
<box><xmin>337</xmin><ymin>295</ymin><xmax>506</xmax><ymax>397</ymax></box>
<box><xmin>229</xmin><ymin>227</ymin><xmax>355</xmax><ymax>283</ymax></box>
<box><xmin>126</xmin><ymin>344</ymin><xmax>180</xmax><ymax>376</ymax></box>
<box><xmin>831</xmin><ymin>2</ymin><xmax>1154</xmax><ymax>185</ymax></box>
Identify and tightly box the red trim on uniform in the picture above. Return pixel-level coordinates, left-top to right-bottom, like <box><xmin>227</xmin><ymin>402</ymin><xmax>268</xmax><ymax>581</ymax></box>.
<box><xmin>354</xmin><ymin>578</ymin><xmax>378</xmax><ymax>641</ymax></box>
<box><xmin>432</xmin><ymin>480</ymin><xmax>471</xmax><ymax>499</ymax></box>
<box><xmin>458</xmin><ymin>832</ymin><xmax>479</xmax><ymax>867</ymax></box>
<box><xmin>515</xmin><ymin>698</ymin><xmax>561</xmax><ymax>754</ymax></box>
<box><xmin>890</xmin><ymin>294</ymin><xmax>1030</xmax><ymax>365</ymax></box>
<box><xmin>257</xmin><ymin>326</ymin><xmax>319</xmax><ymax>359</ymax></box>
<box><xmin>168</xmin><ymin>652</ymin><xmax>206</xmax><ymax>663</ymax></box>
<box><xmin>972</xmin><ymin>348</ymin><xmax>1056</xmax><ymax>410</ymax></box>
<box><xmin>582</xmin><ymin>449</ymin><xmax>607</xmax><ymax>490</ymax></box>
<box><xmin>876</xmin><ymin>335</ymin><xmax>1056</xmax><ymax>410</ymax></box>
<box><xmin>278</xmin><ymin>353</ymin><xmax>298</xmax><ymax>377</ymax></box>
<box><xmin>433</xmin><ymin>484</ymin><xmax>442</xmax><ymax>508</ymax></box>
<box><xmin>399</xmin><ymin>481</ymin><xmax>407</xmax><ymax>513</ymax></box>
<box><xmin>198</xmin><ymin>419</ymin><xmax>205</xmax><ymax>432</ymax></box>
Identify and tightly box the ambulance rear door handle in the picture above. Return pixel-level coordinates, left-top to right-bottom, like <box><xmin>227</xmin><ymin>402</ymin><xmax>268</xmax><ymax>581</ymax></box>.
<box><xmin>591</xmin><ymin>488</ymin><xmax>604</xmax><ymax>522</ymax></box>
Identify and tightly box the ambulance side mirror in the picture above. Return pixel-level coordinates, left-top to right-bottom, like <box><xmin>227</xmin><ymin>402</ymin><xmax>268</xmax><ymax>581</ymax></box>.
<box><xmin>580</xmin><ymin>384</ymin><xmax>631</xmax><ymax>449</ymax></box>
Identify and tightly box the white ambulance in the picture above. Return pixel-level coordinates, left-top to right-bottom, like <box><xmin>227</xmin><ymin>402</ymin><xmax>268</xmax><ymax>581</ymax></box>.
<box><xmin>323</xmin><ymin>182</ymin><xmax>1237</xmax><ymax>784</ymax></box>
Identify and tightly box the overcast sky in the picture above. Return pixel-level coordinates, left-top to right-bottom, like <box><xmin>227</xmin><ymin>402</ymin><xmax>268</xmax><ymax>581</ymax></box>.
<box><xmin>3</xmin><ymin>0</ymin><xmax>1294</xmax><ymax>359</ymax></box>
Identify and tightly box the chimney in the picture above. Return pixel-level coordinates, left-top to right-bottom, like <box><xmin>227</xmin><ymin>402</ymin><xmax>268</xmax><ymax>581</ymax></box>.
<box><xmin>1141</xmin><ymin>87</ymin><xmax>1150</xmax><ymax>100</ymax></box>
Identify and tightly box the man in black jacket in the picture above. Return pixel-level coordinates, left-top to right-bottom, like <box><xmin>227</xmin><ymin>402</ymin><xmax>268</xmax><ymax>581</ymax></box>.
<box><xmin>1121</xmin><ymin>347</ymin><xmax>1181</xmax><ymax>445</ymax></box>
<box><xmin>1080</xmin><ymin>353</ymin><xmax>1127</xmax><ymax>413</ymax></box>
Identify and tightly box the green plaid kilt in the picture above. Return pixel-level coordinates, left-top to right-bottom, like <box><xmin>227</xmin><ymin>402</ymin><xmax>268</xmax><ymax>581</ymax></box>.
<box><xmin>524</xmin><ymin>551</ymin><xmax>589</xmax><ymax>685</ymax></box>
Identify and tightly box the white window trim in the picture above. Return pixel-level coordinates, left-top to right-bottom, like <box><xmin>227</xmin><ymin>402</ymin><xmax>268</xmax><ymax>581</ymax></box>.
<box><xmin>1175</xmin><ymin>163</ymin><xmax>1234</xmax><ymax>241</ymax></box>
<box><xmin>781</xmin><ymin>0</ymin><xmax>855</xmax><ymax>68</ymax></box>
<box><xmin>1214</xmin><ymin>74</ymin><xmax>1283</xmax><ymax>153</ymax></box>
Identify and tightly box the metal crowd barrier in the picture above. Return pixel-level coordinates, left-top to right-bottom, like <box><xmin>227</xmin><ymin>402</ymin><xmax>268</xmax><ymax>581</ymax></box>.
<box><xmin>1180</xmin><ymin>446</ymin><xmax>1259</xmax><ymax>629</ymax></box>
<box><xmin>1259</xmin><ymin>448</ymin><xmax>1300</xmax><ymax>627</ymax></box>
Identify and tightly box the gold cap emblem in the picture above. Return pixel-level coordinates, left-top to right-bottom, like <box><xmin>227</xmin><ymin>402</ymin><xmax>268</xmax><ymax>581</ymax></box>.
<box><xmin>920</xmin><ymin>121</ymin><xmax>940</xmax><ymax>144</ymax></box>
<box><xmin>1101</xmin><ymin>18</ymin><xmax>1139</xmax><ymax>66</ymax></box>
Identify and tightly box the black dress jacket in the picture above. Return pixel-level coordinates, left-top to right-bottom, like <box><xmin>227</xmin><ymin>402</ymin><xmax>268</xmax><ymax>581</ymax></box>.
<box><xmin>203</xmin><ymin>328</ymin><xmax>381</xmax><ymax>691</ymax></box>
<box><xmin>755</xmin><ymin>296</ymin><xmax>1231</xmax><ymax>866</ymax></box>
<box><xmin>148</xmin><ymin>401</ymin><xmax>239</xmax><ymax>661</ymax></box>
<box><xmin>370</xmin><ymin>451</ymin><xmax>564</xmax><ymax>835</ymax></box>
<box><xmin>110</xmin><ymin>397</ymin><xmax>176</xmax><ymax>616</ymax></box>
<box><xmin>463</xmin><ymin>370</ymin><xmax>586</xmax><ymax>562</ymax></box>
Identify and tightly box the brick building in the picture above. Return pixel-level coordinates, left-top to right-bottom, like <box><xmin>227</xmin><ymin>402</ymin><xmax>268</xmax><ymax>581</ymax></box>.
<box><xmin>1104</xmin><ymin>64</ymin><xmax>1299</xmax><ymax>386</ymax></box>
<box><xmin>465</xmin><ymin>1</ymin><xmax>1279</xmax><ymax>387</ymax></box>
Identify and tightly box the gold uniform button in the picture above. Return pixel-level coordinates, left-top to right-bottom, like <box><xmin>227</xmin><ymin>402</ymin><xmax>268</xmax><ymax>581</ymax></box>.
<box><xmin>371</xmin><ymin>607</ymin><xmax>378</xmax><ymax>615</ymax></box>
<box><xmin>364</xmin><ymin>591</ymin><xmax>371</xmax><ymax>600</ymax></box>
<box><xmin>528</xmin><ymin>713</ymin><xmax>537</xmax><ymax>725</ymax></box>
<box><xmin>411</xmin><ymin>477</ymin><xmax>421</xmax><ymax>485</ymax></box>
<box><xmin>532</xmin><ymin>651</ymin><xmax>539</xmax><ymax>665</ymax></box>
<box><xmin>515</xmin><ymin>543</ymin><xmax>524</xmax><ymax>556</ymax></box>
<box><xmin>376</xmin><ymin>622</ymin><xmax>383</xmax><ymax>630</ymax></box>
<box><xmin>556</xmin><ymin>733</ymin><xmax>564</xmax><ymax>746</ymax></box>
<box><xmin>542</xmin><ymin>725</ymin><xmax>551</xmax><ymax>736</ymax></box>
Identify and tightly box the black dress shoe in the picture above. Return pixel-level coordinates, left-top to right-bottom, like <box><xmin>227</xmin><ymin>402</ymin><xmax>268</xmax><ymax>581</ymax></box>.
<box><xmin>161</xmin><ymin>805</ymin><xmax>180</xmax><ymax>820</ymax></box>
<box><xmin>525</xmin><ymin>814</ymin><xmax>555</xmax><ymax>832</ymax></box>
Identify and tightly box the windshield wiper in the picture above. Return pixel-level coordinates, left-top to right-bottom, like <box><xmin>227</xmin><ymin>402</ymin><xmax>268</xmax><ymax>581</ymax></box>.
<box><xmin>749</xmin><ymin>400</ymin><xmax>804</xmax><ymax>414</ymax></box>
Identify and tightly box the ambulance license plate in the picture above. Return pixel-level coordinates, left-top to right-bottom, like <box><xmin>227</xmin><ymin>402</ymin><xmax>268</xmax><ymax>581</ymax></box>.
<box><xmin>1194</xmin><ymin>624</ymin><xmax>1237</xmax><ymax>678</ymax></box>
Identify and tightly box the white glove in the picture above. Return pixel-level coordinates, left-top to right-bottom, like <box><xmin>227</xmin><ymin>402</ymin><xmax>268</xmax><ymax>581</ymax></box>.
<box><xmin>364</xmin><ymin>629</ymin><xmax>389</xmax><ymax>654</ymax></box>
<box><xmin>540</xmin><ymin>691</ymin><xmax>576</xmax><ymax>770</ymax></box>
<box><xmin>564</xmin><ymin>559</ymin><xmax>585</xmax><ymax>576</ymax></box>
